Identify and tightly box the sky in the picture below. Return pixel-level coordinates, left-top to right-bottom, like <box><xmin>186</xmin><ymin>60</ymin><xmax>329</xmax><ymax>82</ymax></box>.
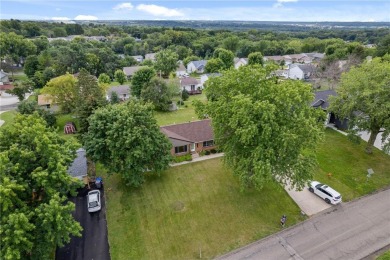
<box><xmin>0</xmin><ymin>0</ymin><xmax>389</xmax><ymax>22</ymax></box>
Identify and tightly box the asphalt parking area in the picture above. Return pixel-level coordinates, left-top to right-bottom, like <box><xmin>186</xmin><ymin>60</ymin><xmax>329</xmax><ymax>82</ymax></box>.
<box><xmin>56</xmin><ymin>186</ymin><xmax>110</xmax><ymax>260</ymax></box>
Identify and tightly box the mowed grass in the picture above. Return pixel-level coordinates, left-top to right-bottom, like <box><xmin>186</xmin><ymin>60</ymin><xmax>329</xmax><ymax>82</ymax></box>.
<box><xmin>155</xmin><ymin>93</ymin><xmax>207</xmax><ymax>126</ymax></box>
<box><xmin>314</xmin><ymin>128</ymin><xmax>390</xmax><ymax>201</ymax></box>
<box><xmin>0</xmin><ymin>110</ymin><xmax>17</xmax><ymax>127</ymax></box>
<box><xmin>102</xmin><ymin>159</ymin><xmax>302</xmax><ymax>260</ymax></box>
<box><xmin>55</xmin><ymin>113</ymin><xmax>80</xmax><ymax>141</ymax></box>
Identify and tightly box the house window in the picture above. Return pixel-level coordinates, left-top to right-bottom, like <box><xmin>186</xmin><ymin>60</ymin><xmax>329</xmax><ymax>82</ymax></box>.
<box><xmin>203</xmin><ymin>140</ymin><xmax>214</xmax><ymax>147</ymax></box>
<box><xmin>191</xmin><ymin>85</ymin><xmax>195</xmax><ymax>91</ymax></box>
<box><xmin>175</xmin><ymin>145</ymin><xmax>188</xmax><ymax>154</ymax></box>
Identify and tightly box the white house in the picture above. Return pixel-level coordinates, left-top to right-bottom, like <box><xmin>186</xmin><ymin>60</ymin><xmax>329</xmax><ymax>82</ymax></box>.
<box><xmin>234</xmin><ymin>58</ymin><xmax>248</xmax><ymax>69</ymax></box>
<box><xmin>180</xmin><ymin>77</ymin><xmax>202</xmax><ymax>94</ymax></box>
<box><xmin>132</xmin><ymin>55</ymin><xmax>144</xmax><ymax>63</ymax></box>
<box><xmin>288</xmin><ymin>64</ymin><xmax>316</xmax><ymax>80</ymax></box>
<box><xmin>176</xmin><ymin>62</ymin><xmax>187</xmax><ymax>77</ymax></box>
<box><xmin>106</xmin><ymin>85</ymin><xmax>130</xmax><ymax>101</ymax></box>
<box><xmin>0</xmin><ymin>70</ymin><xmax>10</xmax><ymax>84</ymax></box>
<box><xmin>187</xmin><ymin>60</ymin><xmax>207</xmax><ymax>74</ymax></box>
<box><xmin>200</xmin><ymin>73</ymin><xmax>221</xmax><ymax>86</ymax></box>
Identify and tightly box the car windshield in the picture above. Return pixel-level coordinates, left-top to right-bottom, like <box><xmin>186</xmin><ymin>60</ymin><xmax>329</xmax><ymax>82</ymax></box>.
<box><xmin>89</xmin><ymin>201</ymin><xmax>98</xmax><ymax>208</ymax></box>
<box><xmin>315</xmin><ymin>183</ymin><xmax>323</xmax><ymax>188</ymax></box>
<box><xmin>322</xmin><ymin>185</ymin><xmax>329</xmax><ymax>189</ymax></box>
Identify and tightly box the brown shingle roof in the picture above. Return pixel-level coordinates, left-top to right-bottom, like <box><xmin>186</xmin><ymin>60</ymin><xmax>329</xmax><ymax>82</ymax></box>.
<box><xmin>180</xmin><ymin>77</ymin><xmax>198</xmax><ymax>87</ymax></box>
<box><xmin>38</xmin><ymin>94</ymin><xmax>53</xmax><ymax>106</ymax></box>
<box><xmin>123</xmin><ymin>66</ymin><xmax>147</xmax><ymax>77</ymax></box>
<box><xmin>161</xmin><ymin>119</ymin><xmax>214</xmax><ymax>143</ymax></box>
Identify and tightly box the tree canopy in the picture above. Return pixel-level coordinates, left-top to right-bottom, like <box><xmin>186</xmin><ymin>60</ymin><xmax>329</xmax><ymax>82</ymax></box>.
<box><xmin>0</xmin><ymin>114</ymin><xmax>82</xmax><ymax>260</ymax></box>
<box><xmin>329</xmin><ymin>57</ymin><xmax>390</xmax><ymax>154</ymax></box>
<box><xmin>131</xmin><ymin>66</ymin><xmax>156</xmax><ymax>98</ymax></box>
<box><xmin>83</xmin><ymin>100</ymin><xmax>172</xmax><ymax>186</ymax></box>
<box><xmin>248</xmin><ymin>52</ymin><xmax>264</xmax><ymax>66</ymax></box>
<box><xmin>141</xmin><ymin>77</ymin><xmax>172</xmax><ymax>111</ymax></box>
<box><xmin>154</xmin><ymin>49</ymin><xmax>179</xmax><ymax>77</ymax></box>
<box><xmin>200</xmin><ymin>65</ymin><xmax>324</xmax><ymax>190</ymax></box>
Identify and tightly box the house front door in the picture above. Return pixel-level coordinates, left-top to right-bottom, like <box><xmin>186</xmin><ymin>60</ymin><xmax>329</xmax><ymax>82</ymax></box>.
<box><xmin>190</xmin><ymin>143</ymin><xmax>195</xmax><ymax>152</ymax></box>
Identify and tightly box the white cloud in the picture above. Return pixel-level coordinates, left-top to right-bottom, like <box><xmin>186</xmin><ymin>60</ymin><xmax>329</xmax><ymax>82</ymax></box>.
<box><xmin>273</xmin><ymin>3</ymin><xmax>283</xmax><ymax>8</ymax></box>
<box><xmin>277</xmin><ymin>0</ymin><xmax>298</xmax><ymax>2</ymax></box>
<box><xmin>136</xmin><ymin>4</ymin><xmax>184</xmax><ymax>17</ymax></box>
<box><xmin>51</xmin><ymin>16</ymin><xmax>70</xmax><ymax>21</ymax></box>
<box><xmin>113</xmin><ymin>3</ymin><xmax>133</xmax><ymax>11</ymax></box>
<box><xmin>55</xmin><ymin>8</ymin><xmax>61</xmax><ymax>11</ymax></box>
<box><xmin>74</xmin><ymin>15</ymin><xmax>98</xmax><ymax>20</ymax></box>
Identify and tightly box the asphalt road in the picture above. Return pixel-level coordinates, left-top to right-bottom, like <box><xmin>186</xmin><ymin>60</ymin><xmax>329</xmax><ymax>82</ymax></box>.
<box><xmin>217</xmin><ymin>188</ymin><xmax>390</xmax><ymax>260</ymax></box>
<box><xmin>56</xmin><ymin>187</ymin><xmax>110</xmax><ymax>260</ymax></box>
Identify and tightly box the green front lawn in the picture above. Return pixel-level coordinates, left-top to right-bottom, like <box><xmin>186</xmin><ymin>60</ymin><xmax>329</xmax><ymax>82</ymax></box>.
<box><xmin>377</xmin><ymin>250</ymin><xmax>390</xmax><ymax>260</ymax></box>
<box><xmin>155</xmin><ymin>93</ymin><xmax>206</xmax><ymax>126</ymax></box>
<box><xmin>102</xmin><ymin>128</ymin><xmax>390</xmax><ymax>259</ymax></box>
<box><xmin>102</xmin><ymin>159</ymin><xmax>302</xmax><ymax>260</ymax></box>
<box><xmin>314</xmin><ymin>129</ymin><xmax>390</xmax><ymax>201</ymax></box>
<box><xmin>55</xmin><ymin>113</ymin><xmax>80</xmax><ymax>142</ymax></box>
<box><xmin>0</xmin><ymin>110</ymin><xmax>17</xmax><ymax>127</ymax></box>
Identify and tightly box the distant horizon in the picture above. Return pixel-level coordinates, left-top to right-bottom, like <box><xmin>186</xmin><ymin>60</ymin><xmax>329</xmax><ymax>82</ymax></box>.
<box><xmin>1</xmin><ymin>1</ymin><xmax>389</xmax><ymax>22</ymax></box>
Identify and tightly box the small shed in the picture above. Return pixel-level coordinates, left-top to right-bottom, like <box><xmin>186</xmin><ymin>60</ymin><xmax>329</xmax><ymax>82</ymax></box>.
<box><xmin>64</xmin><ymin>122</ymin><xmax>77</xmax><ymax>134</ymax></box>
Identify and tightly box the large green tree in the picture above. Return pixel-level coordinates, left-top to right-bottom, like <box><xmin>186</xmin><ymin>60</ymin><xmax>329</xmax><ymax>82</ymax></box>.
<box><xmin>0</xmin><ymin>114</ymin><xmax>82</xmax><ymax>260</ymax></box>
<box><xmin>248</xmin><ymin>52</ymin><xmax>264</xmax><ymax>66</ymax></box>
<box><xmin>200</xmin><ymin>65</ymin><xmax>324</xmax><ymax>190</ymax></box>
<box><xmin>75</xmin><ymin>69</ymin><xmax>106</xmax><ymax>134</ymax></box>
<box><xmin>154</xmin><ymin>49</ymin><xmax>179</xmax><ymax>77</ymax></box>
<box><xmin>114</xmin><ymin>69</ymin><xmax>126</xmax><ymax>84</ymax></box>
<box><xmin>141</xmin><ymin>77</ymin><xmax>172</xmax><ymax>111</ymax></box>
<box><xmin>329</xmin><ymin>57</ymin><xmax>390</xmax><ymax>154</ymax></box>
<box><xmin>41</xmin><ymin>73</ymin><xmax>77</xmax><ymax>113</ymax></box>
<box><xmin>213</xmin><ymin>48</ymin><xmax>234</xmax><ymax>70</ymax></box>
<box><xmin>131</xmin><ymin>66</ymin><xmax>156</xmax><ymax>98</ymax></box>
<box><xmin>205</xmin><ymin>58</ymin><xmax>224</xmax><ymax>73</ymax></box>
<box><xmin>83</xmin><ymin>100</ymin><xmax>172</xmax><ymax>186</ymax></box>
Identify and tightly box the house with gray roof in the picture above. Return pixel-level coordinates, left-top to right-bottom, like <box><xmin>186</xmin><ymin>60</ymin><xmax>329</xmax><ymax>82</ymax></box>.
<box><xmin>187</xmin><ymin>60</ymin><xmax>208</xmax><ymax>74</ymax></box>
<box><xmin>67</xmin><ymin>148</ymin><xmax>88</xmax><ymax>180</ymax></box>
<box><xmin>288</xmin><ymin>64</ymin><xmax>316</xmax><ymax>80</ymax></box>
<box><xmin>106</xmin><ymin>85</ymin><xmax>130</xmax><ymax>101</ymax></box>
<box><xmin>132</xmin><ymin>55</ymin><xmax>144</xmax><ymax>63</ymax></box>
<box><xmin>123</xmin><ymin>66</ymin><xmax>147</xmax><ymax>79</ymax></box>
<box><xmin>145</xmin><ymin>53</ymin><xmax>156</xmax><ymax>62</ymax></box>
<box><xmin>180</xmin><ymin>77</ymin><xmax>202</xmax><ymax>94</ymax></box>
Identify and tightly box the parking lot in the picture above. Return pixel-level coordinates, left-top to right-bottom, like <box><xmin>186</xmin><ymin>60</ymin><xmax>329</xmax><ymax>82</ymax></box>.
<box><xmin>56</xmin><ymin>187</ymin><xmax>110</xmax><ymax>260</ymax></box>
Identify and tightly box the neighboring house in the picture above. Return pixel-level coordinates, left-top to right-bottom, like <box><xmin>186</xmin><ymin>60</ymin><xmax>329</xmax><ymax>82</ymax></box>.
<box><xmin>132</xmin><ymin>55</ymin><xmax>144</xmax><ymax>63</ymax></box>
<box><xmin>0</xmin><ymin>70</ymin><xmax>10</xmax><ymax>84</ymax></box>
<box><xmin>273</xmin><ymin>69</ymin><xmax>289</xmax><ymax>79</ymax></box>
<box><xmin>311</xmin><ymin>90</ymin><xmax>348</xmax><ymax>130</ymax></box>
<box><xmin>123</xmin><ymin>66</ymin><xmax>147</xmax><ymax>80</ymax></box>
<box><xmin>180</xmin><ymin>77</ymin><xmax>202</xmax><ymax>95</ymax></box>
<box><xmin>304</xmin><ymin>53</ymin><xmax>325</xmax><ymax>63</ymax></box>
<box><xmin>187</xmin><ymin>60</ymin><xmax>208</xmax><ymax>74</ymax></box>
<box><xmin>234</xmin><ymin>58</ymin><xmax>248</xmax><ymax>69</ymax></box>
<box><xmin>38</xmin><ymin>94</ymin><xmax>58</xmax><ymax>111</ymax></box>
<box><xmin>200</xmin><ymin>73</ymin><xmax>221</xmax><ymax>86</ymax></box>
<box><xmin>264</xmin><ymin>56</ymin><xmax>287</xmax><ymax>65</ymax></box>
<box><xmin>0</xmin><ymin>84</ymin><xmax>14</xmax><ymax>97</ymax></box>
<box><xmin>145</xmin><ymin>53</ymin><xmax>156</xmax><ymax>62</ymax></box>
<box><xmin>288</xmin><ymin>64</ymin><xmax>316</xmax><ymax>80</ymax></box>
<box><xmin>67</xmin><ymin>148</ymin><xmax>88</xmax><ymax>180</ymax></box>
<box><xmin>176</xmin><ymin>62</ymin><xmax>187</xmax><ymax>77</ymax></box>
<box><xmin>107</xmin><ymin>85</ymin><xmax>130</xmax><ymax>101</ymax></box>
<box><xmin>161</xmin><ymin>119</ymin><xmax>216</xmax><ymax>156</ymax></box>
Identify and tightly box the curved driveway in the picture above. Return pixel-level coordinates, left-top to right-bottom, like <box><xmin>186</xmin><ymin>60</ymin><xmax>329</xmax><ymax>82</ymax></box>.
<box><xmin>217</xmin><ymin>188</ymin><xmax>390</xmax><ymax>260</ymax></box>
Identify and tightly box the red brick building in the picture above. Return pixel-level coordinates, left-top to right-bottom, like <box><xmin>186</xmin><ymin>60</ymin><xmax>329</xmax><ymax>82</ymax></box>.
<box><xmin>161</xmin><ymin>119</ymin><xmax>216</xmax><ymax>156</ymax></box>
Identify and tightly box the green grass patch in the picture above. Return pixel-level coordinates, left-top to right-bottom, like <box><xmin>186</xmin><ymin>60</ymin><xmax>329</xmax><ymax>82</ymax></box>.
<box><xmin>0</xmin><ymin>110</ymin><xmax>17</xmax><ymax>128</ymax></box>
<box><xmin>314</xmin><ymin>128</ymin><xmax>390</xmax><ymax>202</ymax></box>
<box><xmin>101</xmin><ymin>159</ymin><xmax>302</xmax><ymax>260</ymax></box>
<box><xmin>55</xmin><ymin>113</ymin><xmax>80</xmax><ymax>142</ymax></box>
<box><xmin>155</xmin><ymin>93</ymin><xmax>206</xmax><ymax>126</ymax></box>
<box><xmin>172</xmin><ymin>153</ymin><xmax>192</xmax><ymax>163</ymax></box>
<box><xmin>377</xmin><ymin>250</ymin><xmax>390</xmax><ymax>260</ymax></box>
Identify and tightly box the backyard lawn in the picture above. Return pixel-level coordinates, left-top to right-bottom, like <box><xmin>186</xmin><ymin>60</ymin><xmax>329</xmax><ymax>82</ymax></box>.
<box><xmin>155</xmin><ymin>93</ymin><xmax>206</xmax><ymax>126</ymax></box>
<box><xmin>101</xmin><ymin>159</ymin><xmax>302</xmax><ymax>260</ymax></box>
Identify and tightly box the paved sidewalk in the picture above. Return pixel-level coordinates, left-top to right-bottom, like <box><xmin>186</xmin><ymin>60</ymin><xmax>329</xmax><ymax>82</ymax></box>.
<box><xmin>170</xmin><ymin>153</ymin><xmax>224</xmax><ymax>167</ymax></box>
